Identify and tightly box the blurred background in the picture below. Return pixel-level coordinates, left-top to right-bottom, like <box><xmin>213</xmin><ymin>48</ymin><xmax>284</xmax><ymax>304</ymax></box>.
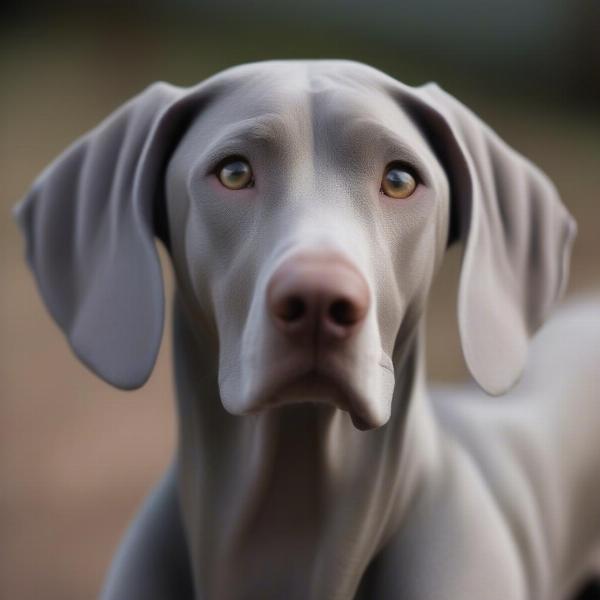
<box><xmin>1</xmin><ymin>1</ymin><xmax>599</xmax><ymax>598</ymax></box>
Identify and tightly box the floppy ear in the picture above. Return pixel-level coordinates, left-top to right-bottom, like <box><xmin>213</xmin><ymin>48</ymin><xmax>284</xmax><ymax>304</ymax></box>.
<box><xmin>406</xmin><ymin>83</ymin><xmax>577</xmax><ymax>395</ymax></box>
<box><xmin>14</xmin><ymin>82</ymin><xmax>198</xmax><ymax>389</ymax></box>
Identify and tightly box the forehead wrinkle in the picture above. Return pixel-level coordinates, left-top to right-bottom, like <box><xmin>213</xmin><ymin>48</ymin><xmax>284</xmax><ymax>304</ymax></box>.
<box><xmin>342</xmin><ymin>118</ymin><xmax>433</xmax><ymax>180</ymax></box>
<box><xmin>305</xmin><ymin>75</ymin><xmax>434</xmax><ymax>179</ymax></box>
<box><xmin>200</xmin><ymin>113</ymin><xmax>295</xmax><ymax>163</ymax></box>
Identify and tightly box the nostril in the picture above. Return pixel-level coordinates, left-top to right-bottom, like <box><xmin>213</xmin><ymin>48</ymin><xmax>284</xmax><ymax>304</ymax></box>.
<box><xmin>276</xmin><ymin>295</ymin><xmax>306</xmax><ymax>323</ymax></box>
<box><xmin>268</xmin><ymin>252</ymin><xmax>370</xmax><ymax>337</ymax></box>
<box><xmin>329</xmin><ymin>298</ymin><xmax>363</xmax><ymax>326</ymax></box>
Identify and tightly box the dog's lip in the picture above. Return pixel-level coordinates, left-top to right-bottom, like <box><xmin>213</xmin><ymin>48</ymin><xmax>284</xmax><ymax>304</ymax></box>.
<box><xmin>378</xmin><ymin>351</ymin><xmax>394</xmax><ymax>373</ymax></box>
<box><xmin>245</xmin><ymin>360</ymin><xmax>385</xmax><ymax>431</ymax></box>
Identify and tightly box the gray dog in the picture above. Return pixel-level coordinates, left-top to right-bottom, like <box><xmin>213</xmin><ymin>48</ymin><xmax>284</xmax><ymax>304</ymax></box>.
<box><xmin>15</xmin><ymin>60</ymin><xmax>600</xmax><ymax>599</ymax></box>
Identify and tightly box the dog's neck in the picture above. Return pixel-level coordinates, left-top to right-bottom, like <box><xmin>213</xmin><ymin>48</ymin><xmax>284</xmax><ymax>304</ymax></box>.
<box><xmin>172</xmin><ymin>297</ymin><xmax>443</xmax><ymax>600</ymax></box>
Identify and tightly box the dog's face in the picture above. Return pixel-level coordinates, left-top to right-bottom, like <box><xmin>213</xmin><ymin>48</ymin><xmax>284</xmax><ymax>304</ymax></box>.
<box><xmin>16</xmin><ymin>60</ymin><xmax>575</xmax><ymax>431</ymax></box>
<box><xmin>165</xmin><ymin>63</ymin><xmax>450</xmax><ymax>429</ymax></box>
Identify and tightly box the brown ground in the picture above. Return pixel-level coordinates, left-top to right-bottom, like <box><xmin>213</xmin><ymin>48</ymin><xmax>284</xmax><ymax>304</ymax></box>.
<box><xmin>1</xmin><ymin>19</ymin><xmax>599</xmax><ymax>600</ymax></box>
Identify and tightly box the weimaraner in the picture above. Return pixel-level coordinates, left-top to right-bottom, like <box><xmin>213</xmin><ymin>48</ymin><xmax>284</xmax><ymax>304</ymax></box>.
<box><xmin>15</xmin><ymin>60</ymin><xmax>600</xmax><ymax>599</ymax></box>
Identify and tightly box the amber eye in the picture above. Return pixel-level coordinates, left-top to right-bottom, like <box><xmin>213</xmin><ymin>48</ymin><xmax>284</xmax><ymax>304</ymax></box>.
<box><xmin>381</xmin><ymin>164</ymin><xmax>417</xmax><ymax>199</ymax></box>
<box><xmin>217</xmin><ymin>158</ymin><xmax>253</xmax><ymax>190</ymax></box>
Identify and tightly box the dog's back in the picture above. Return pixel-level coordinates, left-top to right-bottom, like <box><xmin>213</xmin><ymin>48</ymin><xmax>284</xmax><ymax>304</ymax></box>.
<box><xmin>431</xmin><ymin>297</ymin><xmax>600</xmax><ymax>599</ymax></box>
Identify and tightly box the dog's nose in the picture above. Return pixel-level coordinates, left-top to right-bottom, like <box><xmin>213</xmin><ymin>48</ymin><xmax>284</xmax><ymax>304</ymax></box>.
<box><xmin>267</xmin><ymin>252</ymin><xmax>370</xmax><ymax>341</ymax></box>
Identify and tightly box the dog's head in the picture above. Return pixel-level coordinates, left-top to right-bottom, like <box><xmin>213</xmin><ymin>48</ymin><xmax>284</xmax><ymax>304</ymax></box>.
<box><xmin>15</xmin><ymin>61</ymin><xmax>575</xmax><ymax>430</ymax></box>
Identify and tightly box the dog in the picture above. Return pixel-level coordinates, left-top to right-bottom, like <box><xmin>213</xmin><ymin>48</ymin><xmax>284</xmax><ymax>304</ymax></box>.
<box><xmin>15</xmin><ymin>60</ymin><xmax>600</xmax><ymax>599</ymax></box>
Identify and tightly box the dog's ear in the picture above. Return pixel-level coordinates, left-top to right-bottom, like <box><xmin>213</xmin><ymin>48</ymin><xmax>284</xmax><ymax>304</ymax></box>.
<box><xmin>406</xmin><ymin>83</ymin><xmax>576</xmax><ymax>395</ymax></box>
<box><xmin>14</xmin><ymin>82</ymin><xmax>200</xmax><ymax>389</ymax></box>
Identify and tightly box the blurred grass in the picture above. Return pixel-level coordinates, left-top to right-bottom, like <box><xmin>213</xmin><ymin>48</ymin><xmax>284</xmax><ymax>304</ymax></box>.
<box><xmin>1</xmin><ymin>7</ymin><xmax>599</xmax><ymax>599</ymax></box>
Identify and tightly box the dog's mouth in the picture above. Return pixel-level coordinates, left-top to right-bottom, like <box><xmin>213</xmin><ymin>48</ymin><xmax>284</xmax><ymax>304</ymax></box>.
<box><xmin>266</xmin><ymin>370</ymin><xmax>373</xmax><ymax>430</ymax></box>
<box><xmin>237</xmin><ymin>352</ymin><xmax>394</xmax><ymax>431</ymax></box>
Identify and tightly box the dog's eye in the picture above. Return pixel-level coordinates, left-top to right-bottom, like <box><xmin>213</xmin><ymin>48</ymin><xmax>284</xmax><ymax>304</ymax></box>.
<box><xmin>217</xmin><ymin>158</ymin><xmax>253</xmax><ymax>190</ymax></box>
<box><xmin>381</xmin><ymin>164</ymin><xmax>417</xmax><ymax>199</ymax></box>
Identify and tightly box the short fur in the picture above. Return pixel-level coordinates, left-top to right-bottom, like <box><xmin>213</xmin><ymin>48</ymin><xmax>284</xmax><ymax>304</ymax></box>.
<box><xmin>16</xmin><ymin>61</ymin><xmax>600</xmax><ymax>600</ymax></box>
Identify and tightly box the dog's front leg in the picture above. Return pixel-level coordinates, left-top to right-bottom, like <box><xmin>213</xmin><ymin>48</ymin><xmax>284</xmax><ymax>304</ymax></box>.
<box><xmin>100</xmin><ymin>462</ymin><xmax>194</xmax><ymax>600</ymax></box>
<box><xmin>368</xmin><ymin>442</ymin><xmax>529</xmax><ymax>600</ymax></box>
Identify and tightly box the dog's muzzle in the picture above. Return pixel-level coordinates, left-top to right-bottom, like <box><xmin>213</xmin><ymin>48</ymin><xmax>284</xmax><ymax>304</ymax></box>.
<box><xmin>251</xmin><ymin>249</ymin><xmax>387</xmax><ymax>430</ymax></box>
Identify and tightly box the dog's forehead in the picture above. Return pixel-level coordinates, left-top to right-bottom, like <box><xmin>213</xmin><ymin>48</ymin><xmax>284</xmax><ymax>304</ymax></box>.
<box><xmin>200</xmin><ymin>60</ymin><xmax>424</xmax><ymax>144</ymax></box>
<box><xmin>215</xmin><ymin>59</ymin><xmax>391</xmax><ymax>101</ymax></box>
